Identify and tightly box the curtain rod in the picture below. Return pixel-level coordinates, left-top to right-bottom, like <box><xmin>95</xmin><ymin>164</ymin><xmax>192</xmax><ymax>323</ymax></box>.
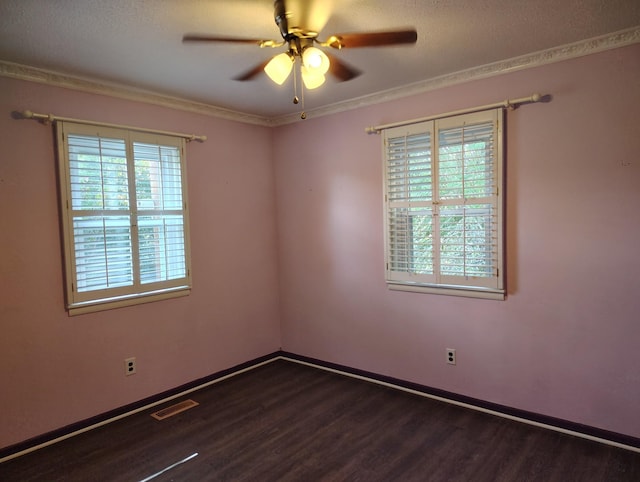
<box><xmin>18</xmin><ymin>110</ymin><xmax>207</xmax><ymax>142</ymax></box>
<box><xmin>365</xmin><ymin>93</ymin><xmax>546</xmax><ymax>134</ymax></box>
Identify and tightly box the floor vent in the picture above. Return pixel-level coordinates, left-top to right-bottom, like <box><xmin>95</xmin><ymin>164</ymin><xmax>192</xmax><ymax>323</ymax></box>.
<box><xmin>151</xmin><ymin>399</ymin><xmax>199</xmax><ymax>421</ymax></box>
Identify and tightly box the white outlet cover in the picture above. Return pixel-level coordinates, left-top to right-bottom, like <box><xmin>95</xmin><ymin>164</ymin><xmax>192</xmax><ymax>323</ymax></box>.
<box><xmin>125</xmin><ymin>357</ymin><xmax>136</xmax><ymax>375</ymax></box>
<box><xmin>446</xmin><ymin>348</ymin><xmax>456</xmax><ymax>365</ymax></box>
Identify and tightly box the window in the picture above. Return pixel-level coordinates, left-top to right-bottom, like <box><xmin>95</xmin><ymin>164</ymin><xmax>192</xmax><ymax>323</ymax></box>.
<box><xmin>56</xmin><ymin>122</ymin><xmax>192</xmax><ymax>314</ymax></box>
<box><xmin>383</xmin><ymin>109</ymin><xmax>504</xmax><ymax>299</ymax></box>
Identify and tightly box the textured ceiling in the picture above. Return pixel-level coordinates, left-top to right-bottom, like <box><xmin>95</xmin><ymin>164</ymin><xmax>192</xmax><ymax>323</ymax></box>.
<box><xmin>1</xmin><ymin>0</ymin><xmax>639</xmax><ymax>119</ymax></box>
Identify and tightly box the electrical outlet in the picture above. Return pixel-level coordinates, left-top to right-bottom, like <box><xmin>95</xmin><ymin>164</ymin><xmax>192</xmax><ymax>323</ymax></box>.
<box><xmin>125</xmin><ymin>357</ymin><xmax>136</xmax><ymax>376</ymax></box>
<box><xmin>446</xmin><ymin>348</ymin><xmax>456</xmax><ymax>365</ymax></box>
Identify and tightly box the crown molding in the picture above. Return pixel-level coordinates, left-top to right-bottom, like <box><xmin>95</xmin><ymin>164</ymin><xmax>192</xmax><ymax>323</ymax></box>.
<box><xmin>270</xmin><ymin>26</ymin><xmax>640</xmax><ymax>126</ymax></box>
<box><xmin>0</xmin><ymin>60</ymin><xmax>271</xmax><ymax>127</ymax></box>
<box><xmin>2</xmin><ymin>27</ymin><xmax>638</xmax><ymax>127</ymax></box>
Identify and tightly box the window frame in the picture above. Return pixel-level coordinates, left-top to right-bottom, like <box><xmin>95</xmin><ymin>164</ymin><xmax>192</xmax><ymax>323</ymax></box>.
<box><xmin>56</xmin><ymin>121</ymin><xmax>192</xmax><ymax>315</ymax></box>
<box><xmin>382</xmin><ymin>109</ymin><xmax>505</xmax><ymax>300</ymax></box>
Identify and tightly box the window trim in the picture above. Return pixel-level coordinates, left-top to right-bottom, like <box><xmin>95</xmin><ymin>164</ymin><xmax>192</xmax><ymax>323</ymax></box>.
<box><xmin>382</xmin><ymin>108</ymin><xmax>505</xmax><ymax>300</ymax></box>
<box><xmin>56</xmin><ymin>121</ymin><xmax>192</xmax><ymax>315</ymax></box>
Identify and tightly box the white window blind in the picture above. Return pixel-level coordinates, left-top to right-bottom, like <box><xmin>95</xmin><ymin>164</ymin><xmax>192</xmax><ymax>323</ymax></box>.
<box><xmin>383</xmin><ymin>109</ymin><xmax>504</xmax><ymax>298</ymax></box>
<box><xmin>57</xmin><ymin>122</ymin><xmax>192</xmax><ymax>314</ymax></box>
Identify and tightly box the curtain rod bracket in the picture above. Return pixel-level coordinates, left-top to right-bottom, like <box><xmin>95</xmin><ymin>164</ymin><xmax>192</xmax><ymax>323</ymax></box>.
<box><xmin>365</xmin><ymin>126</ymin><xmax>380</xmax><ymax>135</ymax></box>
<box><xmin>19</xmin><ymin>110</ymin><xmax>53</xmax><ymax>125</ymax></box>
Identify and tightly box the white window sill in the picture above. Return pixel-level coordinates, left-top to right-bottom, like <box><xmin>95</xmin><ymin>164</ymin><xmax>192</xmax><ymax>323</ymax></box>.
<box><xmin>387</xmin><ymin>282</ymin><xmax>505</xmax><ymax>300</ymax></box>
<box><xmin>68</xmin><ymin>287</ymin><xmax>190</xmax><ymax>316</ymax></box>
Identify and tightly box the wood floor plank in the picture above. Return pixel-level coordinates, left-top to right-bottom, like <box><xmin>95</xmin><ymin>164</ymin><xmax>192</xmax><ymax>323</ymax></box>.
<box><xmin>1</xmin><ymin>360</ymin><xmax>639</xmax><ymax>481</ymax></box>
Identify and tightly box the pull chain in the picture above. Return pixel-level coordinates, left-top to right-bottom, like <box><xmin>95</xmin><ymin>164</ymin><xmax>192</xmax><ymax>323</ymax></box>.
<box><xmin>291</xmin><ymin>58</ymin><xmax>306</xmax><ymax>119</ymax></box>
<box><xmin>300</xmin><ymin>75</ymin><xmax>306</xmax><ymax>119</ymax></box>
<box><xmin>292</xmin><ymin>57</ymin><xmax>299</xmax><ymax>105</ymax></box>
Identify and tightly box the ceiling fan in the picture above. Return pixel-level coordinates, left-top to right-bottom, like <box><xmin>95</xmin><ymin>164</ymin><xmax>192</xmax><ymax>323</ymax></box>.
<box><xmin>183</xmin><ymin>0</ymin><xmax>417</xmax><ymax>94</ymax></box>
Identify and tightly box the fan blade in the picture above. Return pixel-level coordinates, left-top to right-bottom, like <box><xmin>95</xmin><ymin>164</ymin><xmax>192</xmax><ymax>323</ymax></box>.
<box><xmin>183</xmin><ymin>34</ymin><xmax>269</xmax><ymax>45</ymax></box>
<box><xmin>324</xmin><ymin>29</ymin><xmax>417</xmax><ymax>49</ymax></box>
<box><xmin>325</xmin><ymin>52</ymin><xmax>361</xmax><ymax>82</ymax></box>
<box><xmin>233</xmin><ymin>60</ymin><xmax>270</xmax><ymax>81</ymax></box>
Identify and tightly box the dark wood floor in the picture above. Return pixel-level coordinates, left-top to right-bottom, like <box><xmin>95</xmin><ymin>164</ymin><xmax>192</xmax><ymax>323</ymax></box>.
<box><xmin>1</xmin><ymin>359</ymin><xmax>639</xmax><ymax>481</ymax></box>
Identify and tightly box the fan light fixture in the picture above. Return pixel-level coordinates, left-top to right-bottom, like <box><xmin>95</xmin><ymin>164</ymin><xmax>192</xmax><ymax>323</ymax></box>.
<box><xmin>264</xmin><ymin>46</ymin><xmax>330</xmax><ymax>90</ymax></box>
<box><xmin>182</xmin><ymin>0</ymin><xmax>418</xmax><ymax>118</ymax></box>
<box><xmin>264</xmin><ymin>52</ymin><xmax>294</xmax><ymax>85</ymax></box>
<box><xmin>301</xmin><ymin>66</ymin><xmax>325</xmax><ymax>89</ymax></box>
<box><xmin>302</xmin><ymin>47</ymin><xmax>329</xmax><ymax>74</ymax></box>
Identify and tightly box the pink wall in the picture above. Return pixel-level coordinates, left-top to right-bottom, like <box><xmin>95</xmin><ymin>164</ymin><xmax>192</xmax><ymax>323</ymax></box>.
<box><xmin>1</xmin><ymin>43</ymin><xmax>639</xmax><ymax>451</ymax></box>
<box><xmin>274</xmin><ymin>44</ymin><xmax>640</xmax><ymax>438</ymax></box>
<box><xmin>0</xmin><ymin>79</ymin><xmax>281</xmax><ymax>449</ymax></box>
